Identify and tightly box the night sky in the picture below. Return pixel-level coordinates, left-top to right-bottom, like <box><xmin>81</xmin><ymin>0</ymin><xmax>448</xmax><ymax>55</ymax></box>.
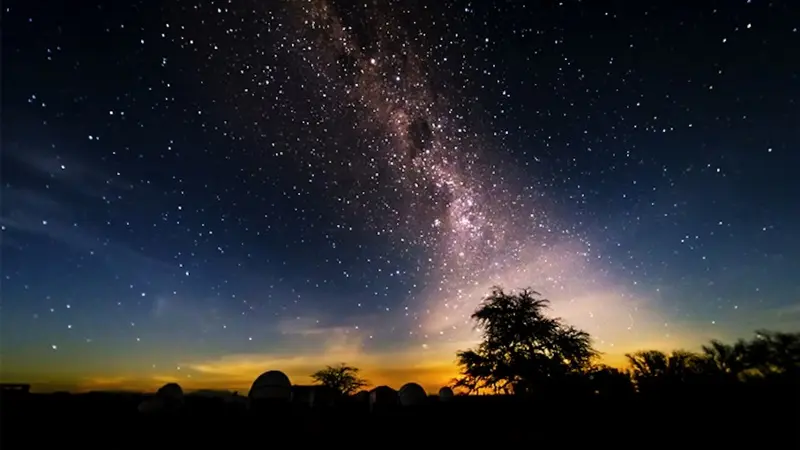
<box><xmin>2</xmin><ymin>0</ymin><xmax>799</xmax><ymax>393</ymax></box>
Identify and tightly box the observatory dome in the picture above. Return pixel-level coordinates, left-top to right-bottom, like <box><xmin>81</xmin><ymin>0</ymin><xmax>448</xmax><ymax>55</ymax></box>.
<box><xmin>249</xmin><ymin>370</ymin><xmax>292</xmax><ymax>401</ymax></box>
<box><xmin>438</xmin><ymin>386</ymin><xmax>454</xmax><ymax>401</ymax></box>
<box><xmin>369</xmin><ymin>385</ymin><xmax>397</xmax><ymax>407</ymax></box>
<box><xmin>398</xmin><ymin>382</ymin><xmax>427</xmax><ymax>406</ymax></box>
<box><xmin>157</xmin><ymin>382</ymin><xmax>184</xmax><ymax>401</ymax></box>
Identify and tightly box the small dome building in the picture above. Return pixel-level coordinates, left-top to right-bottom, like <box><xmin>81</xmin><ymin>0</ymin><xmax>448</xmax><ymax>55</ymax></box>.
<box><xmin>249</xmin><ymin>370</ymin><xmax>292</xmax><ymax>413</ymax></box>
<box><xmin>438</xmin><ymin>386</ymin><xmax>454</xmax><ymax>401</ymax></box>
<box><xmin>137</xmin><ymin>382</ymin><xmax>184</xmax><ymax>414</ymax></box>
<box><xmin>157</xmin><ymin>382</ymin><xmax>184</xmax><ymax>401</ymax></box>
<box><xmin>398</xmin><ymin>382</ymin><xmax>427</xmax><ymax>406</ymax></box>
<box><xmin>369</xmin><ymin>385</ymin><xmax>398</xmax><ymax>412</ymax></box>
<box><xmin>249</xmin><ymin>370</ymin><xmax>292</xmax><ymax>401</ymax></box>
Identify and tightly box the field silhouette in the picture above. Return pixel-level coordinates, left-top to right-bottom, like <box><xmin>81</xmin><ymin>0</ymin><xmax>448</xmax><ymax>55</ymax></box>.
<box><xmin>2</xmin><ymin>287</ymin><xmax>797</xmax><ymax>446</ymax></box>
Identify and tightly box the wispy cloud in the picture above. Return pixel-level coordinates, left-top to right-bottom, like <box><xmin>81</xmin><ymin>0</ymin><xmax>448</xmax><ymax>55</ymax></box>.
<box><xmin>2</xmin><ymin>187</ymin><xmax>89</xmax><ymax>243</ymax></box>
<box><xmin>182</xmin><ymin>350</ymin><xmax>457</xmax><ymax>393</ymax></box>
<box><xmin>1</xmin><ymin>175</ymin><xmax>175</xmax><ymax>277</ymax></box>
<box><xmin>150</xmin><ymin>294</ymin><xmax>228</xmax><ymax>331</ymax></box>
<box><xmin>775</xmin><ymin>302</ymin><xmax>800</xmax><ymax>318</ymax></box>
<box><xmin>179</xmin><ymin>319</ymin><xmax>460</xmax><ymax>392</ymax></box>
<box><xmin>5</xmin><ymin>148</ymin><xmax>132</xmax><ymax>199</ymax></box>
<box><xmin>743</xmin><ymin>302</ymin><xmax>800</xmax><ymax>331</ymax></box>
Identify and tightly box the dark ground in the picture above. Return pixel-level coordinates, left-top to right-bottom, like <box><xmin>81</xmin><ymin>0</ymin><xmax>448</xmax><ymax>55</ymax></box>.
<box><xmin>1</xmin><ymin>390</ymin><xmax>798</xmax><ymax>447</ymax></box>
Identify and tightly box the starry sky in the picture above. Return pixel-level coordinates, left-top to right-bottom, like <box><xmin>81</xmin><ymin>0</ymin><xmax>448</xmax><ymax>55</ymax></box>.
<box><xmin>2</xmin><ymin>0</ymin><xmax>799</xmax><ymax>393</ymax></box>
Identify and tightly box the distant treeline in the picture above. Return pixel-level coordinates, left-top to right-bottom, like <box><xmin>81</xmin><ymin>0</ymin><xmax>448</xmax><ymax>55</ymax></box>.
<box><xmin>444</xmin><ymin>287</ymin><xmax>798</xmax><ymax>397</ymax></box>
<box><xmin>307</xmin><ymin>288</ymin><xmax>798</xmax><ymax>400</ymax></box>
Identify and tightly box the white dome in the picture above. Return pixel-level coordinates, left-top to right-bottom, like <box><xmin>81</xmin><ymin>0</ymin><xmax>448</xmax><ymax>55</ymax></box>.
<box><xmin>438</xmin><ymin>386</ymin><xmax>454</xmax><ymax>401</ymax></box>
<box><xmin>398</xmin><ymin>382</ymin><xmax>427</xmax><ymax>406</ymax></box>
<box><xmin>157</xmin><ymin>382</ymin><xmax>184</xmax><ymax>401</ymax></box>
<box><xmin>249</xmin><ymin>370</ymin><xmax>292</xmax><ymax>401</ymax></box>
<box><xmin>369</xmin><ymin>385</ymin><xmax>397</xmax><ymax>406</ymax></box>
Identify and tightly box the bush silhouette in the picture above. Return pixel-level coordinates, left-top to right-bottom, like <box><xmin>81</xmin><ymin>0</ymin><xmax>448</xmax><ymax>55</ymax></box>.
<box><xmin>310</xmin><ymin>363</ymin><xmax>368</xmax><ymax>396</ymax></box>
<box><xmin>626</xmin><ymin>330</ymin><xmax>800</xmax><ymax>398</ymax></box>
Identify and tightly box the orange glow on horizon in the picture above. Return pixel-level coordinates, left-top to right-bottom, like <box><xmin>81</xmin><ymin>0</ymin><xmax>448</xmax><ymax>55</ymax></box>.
<box><xmin>4</xmin><ymin>306</ymin><xmax>795</xmax><ymax>395</ymax></box>
<box><xmin>4</xmin><ymin>350</ymin><xmax>636</xmax><ymax>395</ymax></box>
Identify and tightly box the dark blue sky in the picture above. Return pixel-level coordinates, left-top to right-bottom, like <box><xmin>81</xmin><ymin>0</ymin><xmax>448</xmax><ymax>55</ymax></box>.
<box><xmin>2</xmin><ymin>0</ymin><xmax>798</xmax><ymax>392</ymax></box>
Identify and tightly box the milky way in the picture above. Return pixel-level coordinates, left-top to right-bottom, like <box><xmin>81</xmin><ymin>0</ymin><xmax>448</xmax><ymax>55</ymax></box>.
<box><xmin>252</xmin><ymin>0</ymin><xmax>660</xmax><ymax>350</ymax></box>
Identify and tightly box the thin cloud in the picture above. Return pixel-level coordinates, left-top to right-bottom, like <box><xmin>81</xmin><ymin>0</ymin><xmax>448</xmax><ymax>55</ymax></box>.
<box><xmin>180</xmin><ymin>322</ymin><xmax>468</xmax><ymax>392</ymax></box>
<box><xmin>5</xmin><ymin>148</ymin><xmax>133</xmax><ymax>198</ymax></box>
<box><xmin>0</xmin><ymin>187</ymin><xmax>177</xmax><ymax>275</ymax></box>
<box><xmin>150</xmin><ymin>295</ymin><xmax>226</xmax><ymax>331</ymax></box>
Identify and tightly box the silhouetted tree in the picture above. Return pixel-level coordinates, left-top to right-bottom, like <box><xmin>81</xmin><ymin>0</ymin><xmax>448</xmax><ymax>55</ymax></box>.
<box><xmin>743</xmin><ymin>330</ymin><xmax>800</xmax><ymax>379</ymax></box>
<box><xmin>585</xmin><ymin>365</ymin><xmax>635</xmax><ymax>397</ymax></box>
<box><xmin>627</xmin><ymin>330</ymin><xmax>800</xmax><ymax>396</ymax></box>
<box><xmin>625</xmin><ymin>349</ymin><xmax>706</xmax><ymax>393</ymax></box>
<box><xmin>454</xmin><ymin>287</ymin><xmax>598</xmax><ymax>395</ymax></box>
<box><xmin>700</xmin><ymin>339</ymin><xmax>748</xmax><ymax>381</ymax></box>
<box><xmin>310</xmin><ymin>363</ymin><xmax>368</xmax><ymax>396</ymax></box>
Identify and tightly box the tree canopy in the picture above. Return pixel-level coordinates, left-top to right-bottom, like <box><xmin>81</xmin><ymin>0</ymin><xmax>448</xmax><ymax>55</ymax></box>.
<box><xmin>626</xmin><ymin>329</ymin><xmax>800</xmax><ymax>393</ymax></box>
<box><xmin>454</xmin><ymin>287</ymin><xmax>598</xmax><ymax>395</ymax></box>
<box><xmin>310</xmin><ymin>363</ymin><xmax>368</xmax><ymax>395</ymax></box>
<box><xmin>451</xmin><ymin>286</ymin><xmax>799</xmax><ymax>398</ymax></box>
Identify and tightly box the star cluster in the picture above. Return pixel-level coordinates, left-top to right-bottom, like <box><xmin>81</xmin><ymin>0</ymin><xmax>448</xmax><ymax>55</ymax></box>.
<box><xmin>2</xmin><ymin>0</ymin><xmax>798</xmax><ymax>392</ymax></box>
